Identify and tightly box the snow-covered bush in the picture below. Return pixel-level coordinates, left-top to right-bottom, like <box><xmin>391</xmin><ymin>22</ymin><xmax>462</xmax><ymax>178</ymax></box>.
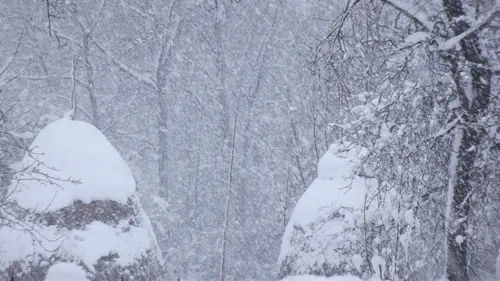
<box><xmin>279</xmin><ymin>142</ymin><xmax>382</xmax><ymax>279</ymax></box>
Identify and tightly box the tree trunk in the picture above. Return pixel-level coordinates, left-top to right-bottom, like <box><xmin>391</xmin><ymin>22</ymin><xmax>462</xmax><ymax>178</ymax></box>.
<box><xmin>156</xmin><ymin>39</ymin><xmax>169</xmax><ymax>200</ymax></box>
<box><xmin>442</xmin><ymin>1</ymin><xmax>492</xmax><ymax>280</ymax></box>
<box><xmin>220</xmin><ymin>114</ymin><xmax>237</xmax><ymax>281</ymax></box>
<box><xmin>83</xmin><ymin>33</ymin><xmax>100</xmax><ymax>128</ymax></box>
<box><xmin>214</xmin><ymin>0</ymin><xmax>230</xmax><ymax>141</ymax></box>
<box><xmin>157</xmin><ymin>89</ymin><xmax>169</xmax><ymax>200</ymax></box>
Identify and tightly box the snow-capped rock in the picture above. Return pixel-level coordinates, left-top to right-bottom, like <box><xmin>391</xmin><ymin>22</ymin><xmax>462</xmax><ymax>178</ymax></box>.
<box><xmin>0</xmin><ymin>118</ymin><xmax>165</xmax><ymax>281</ymax></box>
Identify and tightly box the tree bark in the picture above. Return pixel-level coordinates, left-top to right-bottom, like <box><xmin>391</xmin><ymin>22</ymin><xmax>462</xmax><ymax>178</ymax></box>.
<box><xmin>82</xmin><ymin>33</ymin><xmax>100</xmax><ymax>128</ymax></box>
<box><xmin>156</xmin><ymin>39</ymin><xmax>169</xmax><ymax>200</ymax></box>
<box><xmin>442</xmin><ymin>0</ymin><xmax>492</xmax><ymax>280</ymax></box>
<box><xmin>220</xmin><ymin>114</ymin><xmax>237</xmax><ymax>281</ymax></box>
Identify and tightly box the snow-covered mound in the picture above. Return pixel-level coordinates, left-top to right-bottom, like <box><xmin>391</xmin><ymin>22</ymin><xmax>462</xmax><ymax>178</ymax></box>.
<box><xmin>278</xmin><ymin>143</ymin><xmax>377</xmax><ymax>278</ymax></box>
<box><xmin>10</xmin><ymin>118</ymin><xmax>135</xmax><ymax>212</ymax></box>
<box><xmin>0</xmin><ymin>118</ymin><xmax>165</xmax><ymax>281</ymax></box>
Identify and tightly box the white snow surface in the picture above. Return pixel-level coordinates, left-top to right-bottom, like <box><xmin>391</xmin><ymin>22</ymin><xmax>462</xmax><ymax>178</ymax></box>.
<box><xmin>405</xmin><ymin>32</ymin><xmax>428</xmax><ymax>44</ymax></box>
<box><xmin>279</xmin><ymin>142</ymin><xmax>377</xmax><ymax>273</ymax></box>
<box><xmin>282</xmin><ymin>275</ymin><xmax>363</xmax><ymax>281</ymax></box>
<box><xmin>0</xmin><ymin>216</ymin><xmax>152</xmax><ymax>272</ymax></box>
<box><xmin>10</xmin><ymin>118</ymin><xmax>136</xmax><ymax>212</ymax></box>
<box><xmin>44</xmin><ymin>262</ymin><xmax>89</xmax><ymax>281</ymax></box>
<box><xmin>290</xmin><ymin>143</ymin><xmax>369</xmax><ymax>229</ymax></box>
<box><xmin>351</xmin><ymin>255</ymin><xmax>363</xmax><ymax>273</ymax></box>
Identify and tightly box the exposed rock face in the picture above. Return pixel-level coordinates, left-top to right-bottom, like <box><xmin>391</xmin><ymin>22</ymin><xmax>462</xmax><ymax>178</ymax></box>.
<box><xmin>0</xmin><ymin>118</ymin><xmax>165</xmax><ymax>281</ymax></box>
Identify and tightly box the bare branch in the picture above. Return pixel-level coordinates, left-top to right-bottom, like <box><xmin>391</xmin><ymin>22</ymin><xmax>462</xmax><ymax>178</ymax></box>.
<box><xmin>0</xmin><ymin>31</ymin><xmax>25</xmax><ymax>77</ymax></box>
<box><xmin>88</xmin><ymin>0</ymin><xmax>107</xmax><ymax>35</ymax></box>
<box><xmin>0</xmin><ymin>58</ymin><xmax>33</xmax><ymax>88</ymax></box>
<box><xmin>118</xmin><ymin>0</ymin><xmax>156</xmax><ymax>21</ymax></box>
<box><xmin>45</xmin><ymin>0</ymin><xmax>52</xmax><ymax>36</ymax></box>
<box><xmin>382</xmin><ymin>0</ymin><xmax>434</xmax><ymax>31</ymax></box>
<box><xmin>18</xmin><ymin>74</ymin><xmax>90</xmax><ymax>90</ymax></box>
<box><xmin>52</xmin><ymin>32</ymin><xmax>84</xmax><ymax>49</ymax></box>
<box><xmin>92</xmin><ymin>40</ymin><xmax>157</xmax><ymax>89</ymax></box>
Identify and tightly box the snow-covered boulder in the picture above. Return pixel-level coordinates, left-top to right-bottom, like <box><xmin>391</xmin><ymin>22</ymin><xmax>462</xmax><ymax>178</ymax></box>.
<box><xmin>0</xmin><ymin>118</ymin><xmax>165</xmax><ymax>281</ymax></box>
<box><xmin>278</xmin><ymin>143</ymin><xmax>377</xmax><ymax>279</ymax></box>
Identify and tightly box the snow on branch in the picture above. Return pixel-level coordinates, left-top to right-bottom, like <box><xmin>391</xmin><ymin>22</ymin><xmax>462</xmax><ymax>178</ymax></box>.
<box><xmin>440</xmin><ymin>8</ymin><xmax>500</xmax><ymax>50</ymax></box>
<box><xmin>0</xmin><ymin>59</ymin><xmax>33</xmax><ymax>88</ymax></box>
<box><xmin>118</xmin><ymin>0</ymin><xmax>156</xmax><ymax>21</ymax></box>
<box><xmin>0</xmin><ymin>56</ymin><xmax>14</xmax><ymax>78</ymax></box>
<box><xmin>383</xmin><ymin>0</ymin><xmax>434</xmax><ymax>31</ymax></box>
<box><xmin>87</xmin><ymin>0</ymin><xmax>107</xmax><ymax>35</ymax></box>
<box><xmin>0</xmin><ymin>32</ymin><xmax>30</xmax><ymax>88</ymax></box>
<box><xmin>19</xmin><ymin>74</ymin><xmax>90</xmax><ymax>90</ymax></box>
<box><xmin>92</xmin><ymin>40</ymin><xmax>158</xmax><ymax>89</ymax></box>
<box><xmin>430</xmin><ymin>114</ymin><xmax>462</xmax><ymax>140</ymax></box>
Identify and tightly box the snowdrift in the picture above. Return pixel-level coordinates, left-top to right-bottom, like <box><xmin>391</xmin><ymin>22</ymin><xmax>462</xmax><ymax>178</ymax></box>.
<box><xmin>282</xmin><ymin>274</ymin><xmax>384</xmax><ymax>281</ymax></box>
<box><xmin>0</xmin><ymin>118</ymin><xmax>165</xmax><ymax>281</ymax></box>
<box><xmin>282</xmin><ymin>275</ymin><xmax>363</xmax><ymax>281</ymax></box>
<box><xmin>278</xmin><ymin>143</ymin><xmax>378</xmax><ymax>278</ymax></box>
